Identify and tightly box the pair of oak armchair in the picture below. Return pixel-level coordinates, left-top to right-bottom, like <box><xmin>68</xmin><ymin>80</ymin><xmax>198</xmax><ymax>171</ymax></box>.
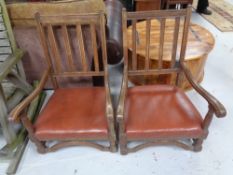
<box><xmin>9</xmin><ymin>7</ymin><xmax>226</xmax><ymax>155</ymax></box>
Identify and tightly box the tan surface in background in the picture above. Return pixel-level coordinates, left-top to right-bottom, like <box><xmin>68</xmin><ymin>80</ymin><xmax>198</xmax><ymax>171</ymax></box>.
<box><xmin>7</xmin><ymin>0</ymin><xmax>106</xmax><ymax>27</ymax></box>
<box><xmin>193</xmin><ymin>0</ymin><xmax>233</xmax><ymax>32</ymax></box>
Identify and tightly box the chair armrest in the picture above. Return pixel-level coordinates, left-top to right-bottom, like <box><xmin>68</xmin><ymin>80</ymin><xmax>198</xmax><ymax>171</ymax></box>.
<box><xmin>0</xmin><ymin>49</ymin><xmax>24</xmax><ymax>81</ymax></box>
<box><xmin>117</xmin><ymin>66</ymin><xmax>128</xmax><ymax>122</ymax></box>
<box><xmin>105</xmin><ymin>82</ymin><xmax>114</xmax><ymax>119</ymax></box>
<box><xmin>9</xmin><ymin>67</ymin><xmax>50</xmax><ymax>122</ymax></box>
<box><xmin>181</xmin><ymin>62</ymin><xmax>226</xmax><ymax>118</ymax></box>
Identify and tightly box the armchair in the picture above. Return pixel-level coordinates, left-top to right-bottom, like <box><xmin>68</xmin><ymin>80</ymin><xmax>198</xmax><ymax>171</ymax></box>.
<box><xmin>118</xmin><ymin>6</ymin><xmax>226</xmax><ymax>155</ymax></box>
<box><xmin>10</xmin><ymin>12</ymin><xmax>116</xmax><ymax>153</ymax></box>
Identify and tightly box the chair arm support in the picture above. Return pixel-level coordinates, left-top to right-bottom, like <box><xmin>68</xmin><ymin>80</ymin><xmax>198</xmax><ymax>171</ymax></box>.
<box><xmin>9</xmin><ymin>67</ymin><xmax>50</xmax><ymax>122</ymax></box>
<box><xmin>117</xmin><ymin>66</ymin><xmax>128</xmax><ymax>122</ymax></box>
<box><xmin>0</xmin><ymin>49</ymin><xmax>24</xmax><ymax>81</ymax></box>
<box><xmin>104</xmin><ymin>71</ymin><xmax>114</xmax><ymax>119</ymax></box>
<box><xmin>181</xmin><ymin>63</ymin><xmax>226</xmax><ymax>118</ymax></box>
<box><xmin>105</xmin><ymin>0</ymin><xmax>123</xmax><ymax>65</ymax></box>
<box><xmin>105</xmin><ymin>85</ymin><xmax>114</xmax><ymax>119</ymax></box>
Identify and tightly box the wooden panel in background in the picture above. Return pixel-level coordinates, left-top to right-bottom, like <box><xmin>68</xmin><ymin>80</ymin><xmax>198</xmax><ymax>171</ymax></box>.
<box><xmin>135</xmin><ymin>0</ymin><xmax>161</xmax><ymax>11</ymax></box>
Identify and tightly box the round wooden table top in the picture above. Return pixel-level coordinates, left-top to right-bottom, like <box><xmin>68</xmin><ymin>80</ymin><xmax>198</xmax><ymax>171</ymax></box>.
<box><xmin>127</xmin><ymin>19</ymin><xmax>215</xmax><ymax>62</ymax></box>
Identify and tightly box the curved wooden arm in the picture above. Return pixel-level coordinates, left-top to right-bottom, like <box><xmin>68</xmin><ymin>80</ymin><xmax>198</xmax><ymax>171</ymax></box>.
<box><xmin>9</xmin><ymin>67</ymin><xmax>50</xmax><ymax>122</ymax></box>
<box><xmin>181</xmin><ymin>63</ymin><xmax>226</xmax><ymax>118</ymax></box>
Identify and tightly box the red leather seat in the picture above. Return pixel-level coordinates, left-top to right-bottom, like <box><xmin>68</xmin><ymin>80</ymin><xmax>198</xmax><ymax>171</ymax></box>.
<box><xmin>34</xmin><ymin>87</ymin><xmax>108</xmax><ymax>140</ymax></box>
<box><xmin>125</xmin><ymin>85</ymin><xmax>204</xmax><ymax>139</ymax></box>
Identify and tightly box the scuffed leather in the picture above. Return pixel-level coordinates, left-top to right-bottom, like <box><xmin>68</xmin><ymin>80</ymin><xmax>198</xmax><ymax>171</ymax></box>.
<box><xmin>125</xmin><ymin>85</ymin><xmax>204</xmax><ymax>139</ymax></box>
<box><xmin>34</xmin><ymin>87</ymin><xmax>108</xmax><ymax>140</ymax></box>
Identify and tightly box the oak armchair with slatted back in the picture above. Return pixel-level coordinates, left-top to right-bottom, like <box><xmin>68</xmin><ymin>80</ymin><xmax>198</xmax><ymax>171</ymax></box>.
<box><xmin>117</xmin><ymin>6</ymin><xmax>226</xmax><ymax>155</ymax></box>
<box><xmin>9</xmin><ymin>12</ymin><xmax>116</xmax><ymax>153</ymax></box>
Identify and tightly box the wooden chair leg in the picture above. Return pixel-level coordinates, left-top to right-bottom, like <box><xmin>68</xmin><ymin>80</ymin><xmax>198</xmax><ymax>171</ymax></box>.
<box><xmin>192</xmin><ymin>138</ymin><xmax>203</xmax><ymax>152</ymax></box>
<box><xmin>119</xmin><ymin>134</ymin><xmax>128</xmax><ymax>155</ymax></box>
<box><xmin>20</xmin><ymin>114</ymin><xmax>47</xmax><ymax>154</ymax></box>
<box><xmin>109</xmin><ymin>139</ymin><xmax>117</xmax><ymax>152</ymax></box>
<box><xmin>36</xmin><ymin>141</ymin><xmax>47</xmax><ymax>154</ymax></box>
<box><xmin>107</xmin><ymin>127</ymin><xmax>117</xmax><ymax>152</ymax></box>
<box><xmin>108</xmin><ymin>118</ymin><xmax>117</xmax><ymax>152</ymax></box>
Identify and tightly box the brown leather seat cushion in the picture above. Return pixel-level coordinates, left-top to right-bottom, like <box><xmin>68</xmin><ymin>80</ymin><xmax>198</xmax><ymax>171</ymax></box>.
<box><xmin>34</xmin><ymin>87</ymin><xmax>108</xmax><ymax>140</ymax></box>
<box><xmin>125</xmin><ymin>85</ymin><xmax>204</xmax><ymax>139</ymax></box>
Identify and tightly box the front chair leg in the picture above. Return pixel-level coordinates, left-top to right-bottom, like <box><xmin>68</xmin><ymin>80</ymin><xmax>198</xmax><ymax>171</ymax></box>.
<box><xmin>119</xmin><ymin>134</ymin><xmax>128</xmax><ymax>155</ymax></box>
<box><xmin>21</xmin><ymin>114</ymin><xmax>47</xmax><ymax>154</ymax></box>
<box><xmin>108</xmin><ymin>129</ymin><xmax>117</xmax><ymax>152</ymax></box>
<box><xmin>35</xmin><ymin>141</ymin><xmax>47</xmax><ymax>154</ymax></box>
<box><xmin>109</xmin><ymin>139</ymin><xmax>117</xmax><ymax>152</ymax></box>
<box><xmin>192</xmin><ymin>138</ymin><xmax>203</xmax><ymax>152</ymax></box>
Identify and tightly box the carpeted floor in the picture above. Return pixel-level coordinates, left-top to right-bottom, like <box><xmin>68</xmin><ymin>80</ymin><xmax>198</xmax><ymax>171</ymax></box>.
<box><xmin>193</xmin><ymin>0</ymin><xmax>233</xmax><ymax>32</ymax></box>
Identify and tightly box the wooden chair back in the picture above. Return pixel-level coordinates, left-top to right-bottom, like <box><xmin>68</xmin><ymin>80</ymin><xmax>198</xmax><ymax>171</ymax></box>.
<box><xmin>122</xmin><ymin>7</ymin><xmax>191</xmax><ymax>84</ymax></box>
<box><xmin>35</xmin><ymin>12</ymin><xmax>107</xmax><ymax>88</ymax></box>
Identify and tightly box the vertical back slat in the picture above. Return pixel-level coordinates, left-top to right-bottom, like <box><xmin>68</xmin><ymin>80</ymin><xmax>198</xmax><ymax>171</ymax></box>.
<box><xmin>76</xmin><ymin>24</ymin><xmax>88</xmax><ymax>72</ymax></box>
<box><xmin>176</xmin><ymin>6</ymin><xmax>192</xmax><ymax>87</ymax></box>
<box><xmin>145</xmin><ymin>19</ymin><xmax>151</xmax><ymax>70</ymax></box>
<box><xmin>99</xmin><ymin>15</ymin><xmax>108</xmax><ymax>67</ymax></box>
<box><xmin>132</xmin><ymin>19</ymin><xmax>137</xmax><ymax>70</ymax></box>
<box><xmin>180</xmin><ymin>6</ymin><xmax>191</xmax><ymax>62</ymax></box>
<box><xmin>62</xmin><ymin>25</ymin><xmax>75</xmax><ymax>71</ymax></box>
<box><xmin>90</xmin><ymin>23</ymin><xmax>99</xmax><ymax>72</ymax></box>
<box><xmin>35</xmin><ymin>15</ymin><xmax>58</xmax><ymax>88</ymax></box>
<box><xmin>171</xmin><ymin>17</ymin><xmax>180</xmax><ymax>68</ymax></box>
<box><xmin>36</xmin><ymin>22</ymin><xmax>52</xmax><ymax>69</ymax></box>
<box><xmin>48</xmin><ymin>24</ymin><xmax>62</xmax><ymax>73</ymax></box>
<box><xmin>99</xmin><ymin>14</ymin><xmax>108</xmax><ymax>89</ymax></box>
<box><xmin>158</xmin><ymin>18</ymin><xmax>165</xmax><ymax>69</ymax></box>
